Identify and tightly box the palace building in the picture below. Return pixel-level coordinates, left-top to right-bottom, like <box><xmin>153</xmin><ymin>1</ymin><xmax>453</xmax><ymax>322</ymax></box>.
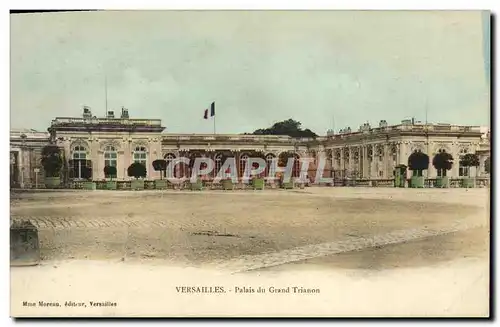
<box><xmin>10</xmin><ymin>106</ymin><xmax>490</xmax><ymax>188</ymax></box>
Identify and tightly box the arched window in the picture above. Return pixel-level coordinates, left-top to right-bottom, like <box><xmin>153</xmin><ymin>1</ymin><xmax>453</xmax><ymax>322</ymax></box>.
<box><xmin>104</xmin><ymin>146</ymin><xmax>117</xmax><ymax>167</ymax></box>
<box><xmin>335</xmin><ymin>150</ymin><xmax>341</xmax><ymax>168</ymax></box>
<box><xmin>215</xmin><ymin>153</ymin><xmax>223</xmax><ymax>177</ymax></box>
<box><xmin>72</xmin><ymin>145</ymin><xmax>87</xmax><ymax>179</ymax></box>
<box><xmin>391</xmin><ymin>145</ymin><xmax>397</xmax><ymax>163</ymax></box>
<box><xmin>73</xmin><ymin>145</ymin><xmax>87</xmax><ymax>160</ymax></box>
<box><xmin>133</xmin><ymin>146</ymin><xmax>147</xmax><ymax>167</ymax></box>
<box><xmin>459</xmin><ymin>148</ymin><xmax>468</xmax><ymax>177</ymax></box>
<box><xmin>239</xmin><ymin>154</ymin><xmax>249</xmax><ymax>180</ymax></box>
<box><xmin>353</xmin><ymin>149</ymin><xmax>359</xmax><ymax>164</ymax></box>
<box><xmin>265</xmin><ymin>154</ymin><xmax>275</xmax><ymax>177</ymax></box>
<box><xmin>164</xmin><ymin>153</ymin><xmax>176</xmax><ymax>178</ymax></box>
<box><xmin>292</xmin><ymin>154</ymin><xmax>301</xmax><ymax>178</ymax></box>
<box><xmin>377</xmin><ymin>146</ymin><xmax>384</xmax><ymax>162</ymax></box>
<box><xmin>104</xmin><ymin>145</ymin><xmax>117</xmax><ymax>179</ymax></box>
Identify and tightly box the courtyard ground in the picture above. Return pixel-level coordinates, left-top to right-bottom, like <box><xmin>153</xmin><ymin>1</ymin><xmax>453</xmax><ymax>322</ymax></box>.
<box><xmin>10</xmin><ymin>187</ymin><xmax>490</xmax><ymax>317</ymax></box>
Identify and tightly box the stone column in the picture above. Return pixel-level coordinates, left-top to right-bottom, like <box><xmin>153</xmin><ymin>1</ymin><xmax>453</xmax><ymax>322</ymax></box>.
<box><xmin>383</xmin><ymin>144</ymin><xmax>389</xmax><ymax>179</ymax></box>
<box><xmin>340</xmin><ymin>148</ymin><xmax>345</xmax><ymax>179</ymax></box>
<box><xmin>348</xmin><ymin>147</ymin><xmax>353</xmax><ymax>176</ymax></box>
<box><xmin>365</xmin><ymin>146</ymin><xmax>370</xmax><ymax>178</ymax></box>
<box><xmin>451</xmin><ymin>144</ymin><xmax>460</xmax><ymax>178</ymax></box>
<box><xmin>399</xmin><ymin>142</ymin><xmax>407</xmax><ymax>166</ymax></box>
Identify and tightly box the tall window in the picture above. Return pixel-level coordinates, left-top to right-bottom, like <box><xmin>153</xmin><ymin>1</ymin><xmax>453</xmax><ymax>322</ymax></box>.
<box><xmin>72</xmin><ymin>145</ymin><xmax>87</xmax><ymax>179</ymax></box>
<box><xmin>391</xmin><ymin>145</ymin><xmax>397</xmax><ymax>163</ymax></box>
<box><xmin>459</xmin><ymin>148</ymin><xmax>469</xmax><ymax>177</ymax></box>
<box><xmin>133</xmin><ymin>146</ymin><xmax>147</xmax><ymax>167</ymax></box>
<box><xmin>265</xmin><ymin>154</ymin><xmax>275</xmax><ymax>177</ymax></box>
<box><xmin>73</xmin><ymin>146</ymin><xmax>86</xmax><ymax>160</ymax></box>
<box><xmin>292</xmin><ymin>154</ymin><xmax>301</xmax><ymax>178</ymax></box>
<box><xmin>104</xmin><ymin>146</ymin><xmax>117</xmax><ymax>167</ymax></box>
<box><xmin>378</xmin><ymin>146</ymin><xmax>384</xmax><ymax>162</ymax></box>
<box><xmin>215</xmin><ymin>153</ymin><xmax>223</xmax><ymax>177</ymax></box>
<box><xmin>104</xmin><ymin>145</ymin><xmax>117</xmax><ymax>178</ymax></box>
<box><xmin>164</xmin><ymin>153</ymin><xmax>175</xmax><ymax>178</ymax></box>
<box><xmin>239</xmin><ymin>154</ymin><xmax>249</xmax><ymax>180</ymax></box>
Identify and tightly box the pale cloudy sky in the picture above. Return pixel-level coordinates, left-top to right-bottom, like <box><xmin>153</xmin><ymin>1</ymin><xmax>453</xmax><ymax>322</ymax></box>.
<box><xmin>10</xmin><ymin>10</ymin><xmax>490</xmax><ymax>134</ymax></box>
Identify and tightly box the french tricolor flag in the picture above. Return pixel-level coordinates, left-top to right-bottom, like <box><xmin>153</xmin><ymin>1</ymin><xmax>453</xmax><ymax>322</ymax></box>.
<box><xmin>203</xmin><ymin>102</ymin><xmax>215</xmax><ymax>119</ymax></box>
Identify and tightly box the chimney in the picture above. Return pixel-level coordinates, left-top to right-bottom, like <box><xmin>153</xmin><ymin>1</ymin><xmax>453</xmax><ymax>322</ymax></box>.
<box><xmin>107</xmin><ymin>110</ymin><xmax>115</xmax><ymax>119</ymax></box>
<box><xmin>82</xmin><ymin>106</ymin><xmax>92</xmax><ymax>118</ymax></box>
<box><xmin>379</xmin><ymin>120</ymin><xmax>388</xmax><ymax>128</ymax></box>
<box><xmin>121</xmin><ymin>107</ymin><xmax>129</xmax><ymax>119</ymax></box>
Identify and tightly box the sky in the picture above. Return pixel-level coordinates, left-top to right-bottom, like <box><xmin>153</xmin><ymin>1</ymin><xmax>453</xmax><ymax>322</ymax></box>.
<box><xmin>10</xmin><ymin>10</ymin><xmax>490</xmax><ymax>135</ymax></box>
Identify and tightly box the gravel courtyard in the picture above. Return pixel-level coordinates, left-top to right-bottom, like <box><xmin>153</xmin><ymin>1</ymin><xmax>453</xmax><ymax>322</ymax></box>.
<box><xmin>10</xmin><ymin>187</ymin><xmax>490</xmax><ymax>317</ymax></box>
<box><xmin>10</xmin><ymin>187</ymin><xmax>489</xmax><ymax>271</ymax></box>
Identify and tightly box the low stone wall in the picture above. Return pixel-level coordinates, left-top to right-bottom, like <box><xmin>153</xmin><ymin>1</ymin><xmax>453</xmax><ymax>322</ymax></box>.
<box><xmin>21</xmin><ymin>176</ymin><xmax>491</xmax><ymax>191</ymax></box>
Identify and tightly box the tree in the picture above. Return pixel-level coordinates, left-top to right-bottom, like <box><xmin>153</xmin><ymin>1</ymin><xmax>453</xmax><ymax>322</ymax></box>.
<box><xmin>460</xmin><ymin>153</ymin><xmax>480</xmax><ymax>177</ymax></box>
<box><xmin>41</xmin><ymin>145</ymin><xmax>63</xmax><ymax>177</ymax></box>
<box><xmin>408</xmin><ymin>150</ymin><xmax>429</xmax><ymax>176</ymax></box>
<box><xmin>432</xmin><ymin>150</ymin><xmax>454</xmax><ymax>177</ymax></box>
<box><xmin>152</xmin><ymin>159</ymin><xmax>167</xmax><ymax>179</ymax></box>
<box><xmin>127</xmin><ymin>162</ymin><xmax>147</xmax><ymax>179</ymax></box>
<box><xmin>251</xmin><ymin>119</ymin><xmax>318</xmax><ymax>138</ymax></box>
<box><xmin>104</xmin><ymin>165</ymin><xmax>117</xmax><ymax>181</ymax></box>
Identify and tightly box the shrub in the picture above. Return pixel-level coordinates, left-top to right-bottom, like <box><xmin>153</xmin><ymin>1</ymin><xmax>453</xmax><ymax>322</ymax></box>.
<box><xmin>408</xmin><ymin>150</ymin><xmax>429</xmax><ymax>177</ymax></box>
<box><xmin>127</xmin><ymin>162</ymin><xmax>147</xmax><ymax>179</ymax></box>
<box><xmin>104</xmin><ymin>165</ymin><xmax>117</xmax><ymax>180</ymax></box>
<box><xmin>41</xmin><ymin>145</ymin><xmax>63</xmax><ymax>177</ymax></box>
<box><xmin>432</xmin><ymin>150</ymin><xmax>454</xmax><ymax>177</ymax></box>
<box><xmin>152</xmin><ymin>159</ymin><xmax>167</xmax><ymax>179</ymax></box>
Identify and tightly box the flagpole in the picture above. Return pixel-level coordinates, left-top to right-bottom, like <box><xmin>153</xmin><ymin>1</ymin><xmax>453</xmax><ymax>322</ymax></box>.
<box><xmin>104</xmin><ymin>74</ymin><xmax>108</xmax><ymax>118</ymax></box>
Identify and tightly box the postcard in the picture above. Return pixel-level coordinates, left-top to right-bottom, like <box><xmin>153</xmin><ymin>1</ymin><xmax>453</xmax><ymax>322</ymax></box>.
<box><xmin>10</xmin><ymin>10</ymin><xmax>490</xmax><ymax>317</ymax></box>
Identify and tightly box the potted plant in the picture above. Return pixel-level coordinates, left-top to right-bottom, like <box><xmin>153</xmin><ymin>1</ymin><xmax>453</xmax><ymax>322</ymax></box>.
<box><xmin>408</xmin><ymin>150</ymin><xmax>429</xmax><ymax>188</ymax></box>
<box><xmin>432</xmin><ymin>150</ymin><xmax>453</xmax><ymax>188</ymax></box>
<box><xmin>459</xmin><ymin>153</ymin><xmax>480</xmax><ymax>188</ymax></box>
<box><xmin>152</xmin><ymin>159</ymin><xmax>167</xmax><ymax>189</ymax></box>
<box><xmin>104</xmin><ymin>165</ymin><xmax>117</xmax><ymax>190</ymax></box>
<box><xmin>251</xmin><ymin>162</ymin><xmax>265</xmax><ymax>190</ymax></box>
<box><xmin>127</xmin><ymin>162</ymin><xmax>147</xmax><ymax>190</ymax></box>
<box><xmin>278</xmin><ymin>152</ymin><xmax>295</xmax><ymax>189</ymax></box>
<box><xmin>222</xmin><ymin>166</ymin><xmax>234</xmax><ymax>190</ymax></box>
<box><xmin>41</xmin><ymin>145</ymin><xmax>63</xmax><ymax>188</ymax></box>
<box><xmin>81</xmin><ymin>163</ymin><xmax>95</xmax><ymax>190</ymax></box>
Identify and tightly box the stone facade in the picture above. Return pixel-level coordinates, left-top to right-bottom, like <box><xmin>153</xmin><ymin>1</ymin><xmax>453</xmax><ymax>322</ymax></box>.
<box><xmin>10</xmin><ymin>108</ymin><xmax>490</xmax><ymax>188</ymax></box>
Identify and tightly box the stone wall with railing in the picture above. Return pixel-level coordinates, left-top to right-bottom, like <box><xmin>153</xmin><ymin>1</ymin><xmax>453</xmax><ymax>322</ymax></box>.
<box><xmin>51</xmin><ymin>176</ymin><xmax>491</xmax><ymax>190</ymax></box>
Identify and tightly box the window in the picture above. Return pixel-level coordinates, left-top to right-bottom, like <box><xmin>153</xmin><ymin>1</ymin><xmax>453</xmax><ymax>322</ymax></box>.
<box><xmin>459</xmin><ymin>148</ymin><xmax>469</xmax><ymax>177</ymax></box>
<box><xmin>72</xmin><ymin>145</ymin><xmax>87</xmax><ymax>179</ymax></box>
<box><xmin>353</xmin><ymin>150</ymin><xmax>359</xmax><ymax>164</ymax></box>
<box><xmin>104</xmin><ymin>145</ymin><xmax>117</xmax><ymax>167</ymax></box>
<box><xmin>73</xmin><ymin>146</ymin><xmax>86</xmax><ymax>160</ymax></box>
<box><xmin>239</xmin><ymin>154</ymin><xmax>249</xmax><ymax>180</ymax></box>
<box><xmin>164</xmin><ymin>153</ymin><xmax>176</xmax><ymax>178</ymax></box>
<box><xmin>133</xmin><ymin>146</ymin><xmax>147</xmax><ymax>167</ymax></box>
<box><xmin>214</xmin><ymin>154</ymin><xmax>223</xmax><ymax>177</ymax></box>
<box><xmin>265</xmin><ymin>154</ymin><xmax>275</xmax><ymax>176</ymax></box>
<box><xmin>292</xmin><ymin>154</ymin><xmax>301</xmax><ymax>178</ymax></box>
